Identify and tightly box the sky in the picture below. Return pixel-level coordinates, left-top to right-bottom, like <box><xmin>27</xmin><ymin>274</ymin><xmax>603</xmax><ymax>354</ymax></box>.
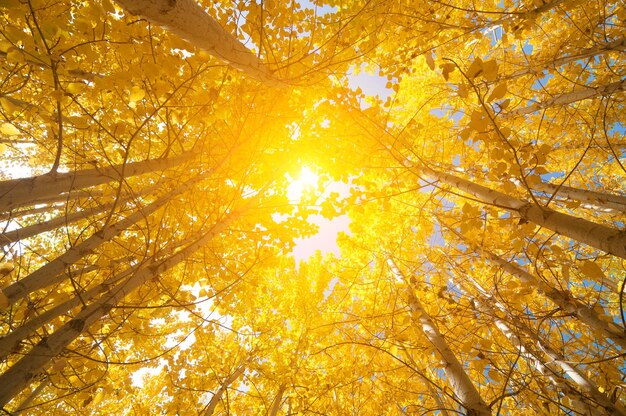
<box><xmin>290</xmin><ymin>68</ymin><xmax>388</xmax><ymax>262</ymax></box>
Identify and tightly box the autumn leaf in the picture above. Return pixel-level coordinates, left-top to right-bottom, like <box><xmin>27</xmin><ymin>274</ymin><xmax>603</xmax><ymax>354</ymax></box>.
<box><xmin>458</xmin><ymin>83</ymin><xmax>469</xmax><ymax>98</ymax></box>
<box><xmin>469</xmin><ymin>110</ymin><xmax>489</xmax><ymax>131</ymax></box>
<box><xmin>0</xmin><ymin>123</ymin><xmax>19</xmax><ymax>135</ymax></box>
<box><xmin>441</xmin><ymin>63</ymin><xmax>455</xmax><ymax>80</ymax></box>
<box><xmin>66</xmin><ymin>82</ymin><xmax>86</xmax><ymax>95</ymax></box>
<box><xmin>466</xmin><ymin>58</ymin><xmax>483</xmax><ymax>79</ymax></box>
<box><xmin>425</xmin><ymin>52</ymin><xmax>435</xmax><ymax>70</ymax></box>
<box><xmin>579</xmin><ymin>261</ymin><xmax>605</xmax><ymax>280</ymax></box>
<box><xmin>487</xmin><ymin>82</ymin><xmax>507</xmax><ymax>102</ymax></box>
<box><xmin>482</xmin><ymin>60</ymin><xmax>498</xmax><ymax>82</ymax></box>
<box><xmin>0</xmin><ymin>0</ymin><xmax>623</xmax><ymax>414</ymax></box>
<box><xmin>129</xmin><ymin>86</ymin><xmax>145</xmax><ymax>103</ymax></box>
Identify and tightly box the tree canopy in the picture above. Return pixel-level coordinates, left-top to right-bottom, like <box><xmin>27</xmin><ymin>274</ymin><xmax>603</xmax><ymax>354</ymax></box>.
<box><xmin>0</xmin><ymin>0</ymin><xmax>625</xmax><ymax>414</ymax></box>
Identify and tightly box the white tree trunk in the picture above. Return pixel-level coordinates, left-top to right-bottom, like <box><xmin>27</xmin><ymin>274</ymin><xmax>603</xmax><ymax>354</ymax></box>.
<box><xmin>2</xmin><ymin>174</ymin><xmax>206</xmax><ymax>305</ymax></box>
<box><xmin>114</xmin><ymin>0</ymin><xmax>279</xmax><ymax>85</ymax></box>
<box><xmin>0</xmin><ymin>154</ymin><xmax>190</xmax><ymax>213</ymax></box>
<box><xmin>422</xmin><ymin>166</ymin><xmax>626</xmax><ymax>259</ymax></box>
<box><xmin>502</xmin><ymin>37</ymin><xmax>626</xmax><ymax>82</ymax></box>
<box><xmin>507</xmin><ymin>79</ymin><xmax>625</xmax><ymax>116</ymax></box>
<box><xmin>440</xmin><ymin>223</ymin><xmax>626</xmax><ymax>349</ymax></box>
<box><xmin>533</xmin><ymin>181</ymin><xmax>626</xmax><ymax>213</ymax></box>
<box><xmin>2</xmin><ymin>201</ymin><xmax>115</xmax><ymax>245</ymax></box>
<box><xmin>485</xmin><ymin>249</ymin><xmax>626</xmax><ymax>348</ymax></box>
<box><xmin>268</xmin><ymin>384</ymin><xmax>286</xmax><ymax>416</ymax></box>
<box><xmin>0</xmin><ymin>190</ymin><xmax>105</xmax><ymax>221</ymax></box>
<box><xmin>203</xmin><ymin>365</ymin><xmax>245</xmax><ymax>416</ymax></box>
<box><xmin>400</xmin><ymin>346</ymin><xmax>452</xmax><ymax>416</ymax></box>
<box><xmin>456</xmin><ymin>274</ymin><xmax>624</xmax><ymax>416</ymax></box>
<box><xmin>12</xmin><ymin>377</ymin><xmax>49</xmax><ymax>415</ymax></box>
<box><xmin>388</xmin><ymin>259</ymin><xmax>491</xmax><ymax>416</ymax></box>
<box><xmin>1</xmin><ymin>182</ymin><xmax>160</xmax><ymax>245</ymax></box>
<box><xmin>0</xmin><ymin>259</ymin><xmax>149</xmax><ymax>358</ymax></box>
<box><xmin>0</xmin><ymin>211</ymin><xmax>239</xmax><ymax>407</ymax></box>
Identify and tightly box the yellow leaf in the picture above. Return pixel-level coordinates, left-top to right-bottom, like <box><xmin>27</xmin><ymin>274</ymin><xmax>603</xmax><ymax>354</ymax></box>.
<box><xmin>487</xmin><ymin>82</ymin><xmax>507</xmax><ymax>102</ymax></box>
<box><xmin>0</xmin><ymin>97</ymin><xmax>22</xmax><ymax>114</ymax></box>
<box><xmin>494</xmin><ymin>161</ymin><xmax>507</xmax><ymax>174</ymax></box>
<box><xmin>425</xmin><ymin>52</ymin><xmax>435</xmax><ymax>71</ymax></box>
<box><xmin>459</xmin><ymin>127</ymin><xmax>471</xmax><ymax>141</ymax></box>
<box><xmin>67</xmin><ymin>82</ymin><xmax>85</xmax><ymax>94</ymax></box>
<box><xmin>488</xmin><ymin>368</ymin><xmax>502</xmax><ymax>383</ymax></box>
<box><xmin>5</xmin><ymin>49</ymin><xmax>23</xmax><ymax>64</ymax></box>
<box><xmin>458</xmin><ymin>83</ymin><xmax>469</xmax><ymax>98</ymax></box>
<box><xmin>440</xmin><ymin>63</ymin><xmax>455</xmax><ymax>80</ymax></box>
<box><xmin>562</xmin><ymin>397</ymin><xmax>572</xmax><ymax>409</ymax></box>
<box><xmin>580</xmin><ymin>261</ymin><xmax>605</xmax><ymax>280</ymax></box>
<box><xmin>129</xmin><ymin>86</ymin><xmax>145</xmax><ymax>103</ymax></box>
<box><xmin>466</xmin><ymin>58</ymin><xmax>483</xmax><ymax>79</ymax></box>
<box><xmin>0</xmin><ymin>123</ymin><xmax>20</xmax><ymax>135</ymax></box>
<box><xmin>69</xmin><ymin>116</ymin><xmax>89</xmax><ymax>129</ymax></box>
<box><xmin>482</xmin><ymin>60</ymin><xmax>498</xmax><ymax>82</ymax></box>
<box><xmin>49</xmin><ymin>89</ymin><xmax>64</xmax><ymax>101</ymax></box>
<box><xmin>101</xmin><ymin>0</ymin><xmax>116</xmax><ymax>13</ymax></box>
<box><xmin>469</xmin><ymin>110</ymin><xmax>489</xmax><ymax>132</ymax></box>
<box><xmin>92</xmin><ymin>390</ymin><xmax>105</xmax><ymax>405</ymax></box>
<box><xmin>499</xmin><ymin>126</ymin><xmax>511</xmax><ymax>138</ymax></box>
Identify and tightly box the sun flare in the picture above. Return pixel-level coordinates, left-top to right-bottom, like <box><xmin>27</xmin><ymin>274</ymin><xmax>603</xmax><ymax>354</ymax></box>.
<box><xmin>287</xmin><ymin>166</ymin><xmax>319</xmax><ymax>201</ymax></box>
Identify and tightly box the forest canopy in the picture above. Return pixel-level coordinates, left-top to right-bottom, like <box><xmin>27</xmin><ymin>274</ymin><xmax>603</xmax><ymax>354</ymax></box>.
<box><xmin>0</xmin><ymin>0</ymin><xmax>625</xmax><ymax>414</ymax></box>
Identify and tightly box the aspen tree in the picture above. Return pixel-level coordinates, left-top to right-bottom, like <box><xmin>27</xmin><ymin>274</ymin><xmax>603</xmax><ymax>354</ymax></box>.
<box><xmin>2</xmin><ymin>174</ymin><xmax>207</xmax><ymax>305</ymax></box>
<box><xmin>202</xmin><ymin>365</ymin><xmax>245</xmax><ymax>416</ymax></box>
<box><xmin>446</xmin><ymin>260</ymin><xmax>625</xmax><ymax>416</ymax></box>
<box><xmin>387</xmin><ymin>258</ymin><xmax>491</xmax><ymax>416</ymax></box>
<box><xmin>0</xmin><ymin>210</ymin><xmax>239</xmax><ymax>407</ymax></box>
<box><xmin>0</xmin><ymin>155</ymin><xmax>191</xmax><ymax>213</ymax></box>
<box><xmin>114</xmin><ymin>0</ymin><xmax>279</xmax><ymax>85</ymax></box>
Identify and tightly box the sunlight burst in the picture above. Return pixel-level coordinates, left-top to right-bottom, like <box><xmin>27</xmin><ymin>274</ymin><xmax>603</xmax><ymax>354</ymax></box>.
<box><xmin>287</xmin><ymin>166</ymin><xmax>319</xmax><ymax>201</ymax></box>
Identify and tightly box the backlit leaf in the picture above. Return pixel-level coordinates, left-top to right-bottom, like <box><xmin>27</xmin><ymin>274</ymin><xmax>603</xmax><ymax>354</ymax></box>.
<box><xmin>580</xmin><ymin>261</ymin><xmax>605</xmax><ymax>280</ymax></box>
<box><xmin>0</xmin><ymin>123</ymin><xmax>19</xmax><ymax>135</ymax></box>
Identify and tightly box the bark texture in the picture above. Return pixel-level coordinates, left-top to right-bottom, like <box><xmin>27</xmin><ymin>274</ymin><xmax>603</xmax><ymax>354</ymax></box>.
<box><xmin>203</xmin><ymin>366</ymin><xmax>245</xmax><ymax>416</ymax></box>
<box><xmin>388</xmin><ymin>259</ymin><xmax>491</xmax><ymax>416</ymax></box>
<box><xmin>507</xmin><ymin>79</ymin><xmax>625</xmax><ymax>116</ymax></box>
<box><xmin>0</xmin><ymin>154</ymin><xmax>190</xmax><ymax>213</ymax></box>
<box><xmin>423</xmin><ymin>167</ymin><xmax>626</xmax><ymax>260</ymax></box>
<box><xmin>533</xmin><ymin>181</ymin><xmax>626</xmax><ymax>213</ymax></box>
<box><xmin>114</xmin><ymin>0</ymin><xmax>280</xmax><ymax>85</ymax></box>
